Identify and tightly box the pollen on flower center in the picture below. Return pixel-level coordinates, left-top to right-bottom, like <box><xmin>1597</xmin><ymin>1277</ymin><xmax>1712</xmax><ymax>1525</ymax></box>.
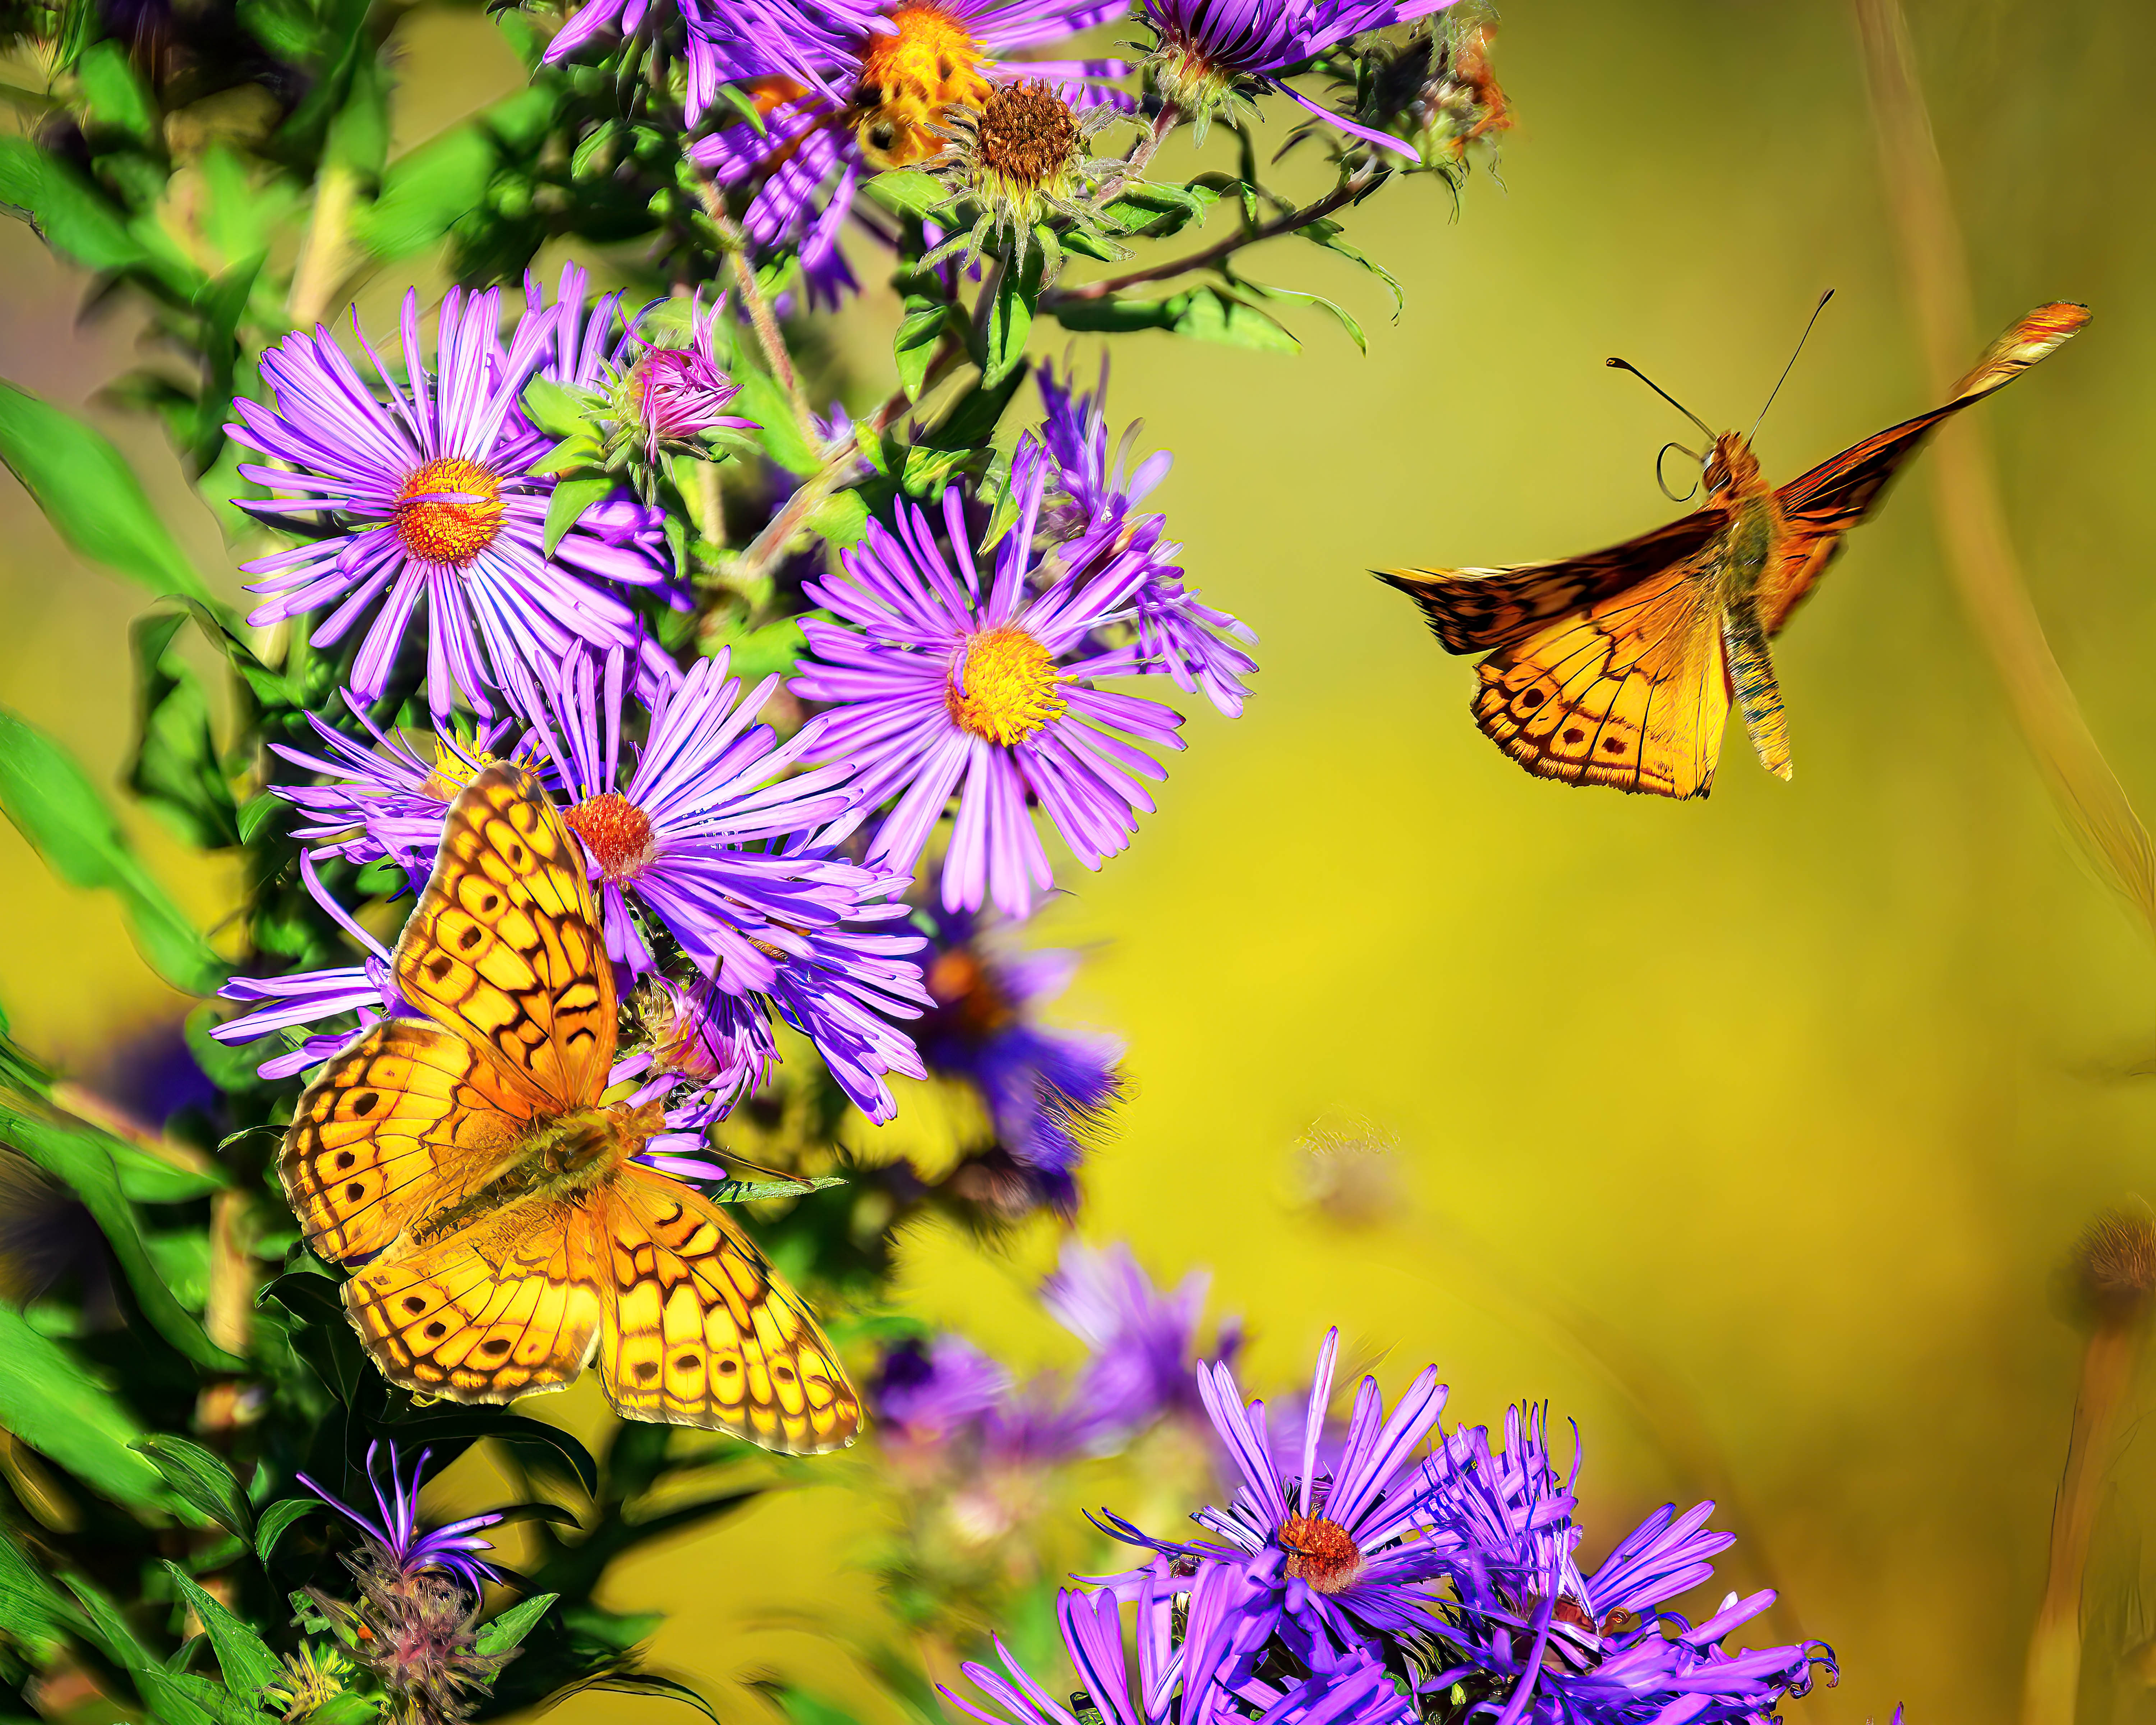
<box><xmin>853</xmin><ymin>3</ymin><xmax>992</xmax><ymax>167</ymax></box>
<box><xmin>394</xmin><ymin>457</ymin><xmax>505</xmax><ymax>565</ymax></box>
<box><xmin>419</xmin><ymin>739</ymin><xmax>498</xmax><ymax>803</ymax></box>
<box><xmin>565</xmin><ymin>790</ymin><xmax>657</xmax><ymax>882</ymax></box>
<box><xmin>946</xmin><ymin>627</ymin><xmax>1065</xmax><ymax>746</ymax></box>
<box><xmin>1279</xmin><ymin>1513</ymin><xmax>1364</xmax><ymax>1594</ymax></box>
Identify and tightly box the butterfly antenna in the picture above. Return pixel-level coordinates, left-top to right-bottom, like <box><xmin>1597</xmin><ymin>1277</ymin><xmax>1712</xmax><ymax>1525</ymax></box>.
<box><xmin>1605</xmin><ymin>358</ymin><xmax>1716</xmax><ymax>441</ymax></box>
<box><xmin>1749</xmin><ymin>288</ymin><xmax>1835</xmax><ymax>442</ymax></box>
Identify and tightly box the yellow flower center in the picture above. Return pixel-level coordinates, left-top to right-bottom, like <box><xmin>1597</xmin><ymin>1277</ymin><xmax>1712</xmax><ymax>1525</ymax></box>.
<box><xmin>853</xmin><ymin>3</ymin><xmax>993</xmax><ymax>169</ymax></box>
<box><xmin>394</xmin><ymin>457</ymin><xmax>505</xmax><ymax>565</ymax></box>
<box><xmin>1279</xmin><ymin>1513</ymin><xmax>1365</xmax><ymax>1595</ymax></box>
<box><xmin>566</xmin><ymin>790</ymin><xmax>657</xmax><ymax>881</ymax></box>
<box><xmin>946</xmin><ymin>627</ymin><xmax>1065</xmax><ymax>745</ymax></box>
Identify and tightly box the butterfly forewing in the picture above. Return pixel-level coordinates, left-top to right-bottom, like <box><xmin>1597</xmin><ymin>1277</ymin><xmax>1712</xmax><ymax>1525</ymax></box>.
<box><xmin>281</xmin><ymin>1018</ymin><xmax>544</xmax><ymax>1264</ymax></box>
<box><xmin>595</xmin><ymin>1164</ymin><xmax>863</xmax><ymax>1452</ymax></box>
<box><xmin>1760</xmin><ymin>301</ymin><xmax>2090</xmax><ymax>632</ymax></box>
<box><xmin>1380</xmin><ymin>509</ymin><xmax>1722</xmax><ymax>654</ymax></box>
<box><xmin>393</xmin><ymin>763</ymin><xmax>617</xmax><ymax>1110</ymax></box>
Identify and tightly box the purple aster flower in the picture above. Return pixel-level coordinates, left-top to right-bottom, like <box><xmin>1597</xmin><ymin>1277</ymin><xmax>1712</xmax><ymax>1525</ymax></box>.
<box><xmin>690</xmin><ymin>0</ymin><xmax>1128</xmax><ymax>291</ymax></box>
<box><xmin>1141</xmin><ymin>0</ymin><xmax>1455</xmax><ymax>149</ymax></box>
<box><xmin>1416</xmin><ymin>1405</ymin><xmax>1834</xmax><ymax>1725</ymax></box>
<box><xmin>618</xmin><ymin>300</ymin><xmax>759</xmax><ymax>462</ymax></box>
<box><xmin>231</xmin><ymin>287</ymin><xmax>677</xmax><ymax>721</ymax></box>
<box><xmin>1100</xmin><ymin>1328</ymin><xmax>1452</xmax><ymax>1669</ymax></box>
<box><xmin>515</xmin><ymin>644</ymin><xmax>931</xmax><ymax>1121</ymax></box>
<box><xmin>542</xmin><ymin>0</ymin><xmax>885</xmax><ymax>122</ymax></box>
<box><xmin>1041</xmin><ymin>1239</ymin><xmax>1238</xmax><ymax>1439</ymax></box>
<box><xmin>876</xmin><ymin>1333</ymin><xmax>1015</xmax><ymax>1449</ymax></box>
<box><xmin>916</xmin><ymin>907</ymin><xmax>1122</xmax><ymax>1182</ymax></box>
<box><xmin>269</xmin><ymin>705</ymin><xmax>521</xmax><ymax>883</ymax></box>
<box><xmin>295</xmin><ymin>1442</ymin><xmax>503</xmax><ymax>1594</ymax></box>
<box><xmin>790</xmin><ymin>467</ymin><xmax>1185</xmax><ymax>921</ymax></box>
<box><xmin>1028</xmin><ymin>359</ymin><xmax>1257</xmax><ymax>718</ymax></box>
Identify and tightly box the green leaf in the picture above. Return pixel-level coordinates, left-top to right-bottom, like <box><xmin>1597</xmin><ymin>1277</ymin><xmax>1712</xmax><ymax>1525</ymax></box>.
<box><xmin>0</xmin><ymin>705</ymin><xmax>227</xmax><ymax>995</ymax></box>
<box><xmin>254</xmin><ymin>1496</ymin><xmax>329</xmax><ymax>1562</ymax></box>
<box><xmin>134</xmin><ymin>1439</ymin><xmax>255</xmax><ymax>1541</ymax></box>
<box><xmin>129</xmin><ymin>611</ymin><xmax>240</xmax><ymax>849</ymax></box>
<box><xmin>0</xmin><ymin>1104</ymin><xmax>244</xmax><ymax>1371</ymax></box>
<box><xmin>1054</xmin><ymin>286</ymin><xmax>1300</xmax><ymax>353</ymax></box>
<box><xmin>857</xmin><ymin>170</ymin><xmax>942</xmax><ymax>220</ymax></box>
<box><xmin>1299</xmin><ymin>217</ymin><xmax>1405</xmax><ymax>317</ymax></box>
<box><xmin>387</xmin><ymin>1409</ymin><xmax>601</xmax><ymax>1497</ymax></box>
<box><xmin>474</xmin><ymin>1593</ymin><xmax>558</xmax><ymax>1657</ymax></box>
<box><xmin>309</xmin><ymin>1692</ymin><xmax>381</xmax><ymax>1725</ymax></box>
<box><xmin>350</xmin><ymin>88</ymin><xmax>552</xmax><ymax>262</ymax></box>
<box><xmin>916</xmin><ymin>360</ymin><xmax>1028</xmax><ymax>455</ymax></box>
<box><xmin>973</xmin><ymin>252</ymin><xmax>1042</xmax><ymax>390</ymax></box>
<box><xmin>236</xmin><ymin>791</ymin><xmax>285</xmax><ymax>845</ymax></box>
<box><xmin>803</xmin><ymin>490</ymin><xmax>868</xmax><ymax>551</ymax></box>
<box><xmin>893</xmin><ymin>294</ymin><xmax>949</xmax><ymax>399</ymax></box>
<box><xmin>0</xmin><ymin>1308</ymin><xmax>173</xmax><ymax>1508</ymax></box>
<box><xmin>0</xmin><ymin>137</ymin><xmax>149</xmax><ymax>274</ymax></box>
<box><xmin>1248</xmin><ymin>282</ymin><xmax>1367</xmax><ymax>353</ymax></box>
<box><xmin>161</xmin><ymin>1566</ymin><xmax>281</xmax><ymax>1692</ymax></box>
<box><xmin>0</xmin><ymin>381</ymin><xmax>218</xmax><ymax>607</ymax></box>
<box><xmin>0</xmin><ymin>1526</ymin><xmax>92</xmax><ymax>1646</ymax></box>
<box><xmin>899</xmin><ymin>445</ymin><xmax>966</xmax><ymax>497</ymax></box>
<box><xmin>522</xmin><ymin>376</ymin><xmax>594</xmax><ymax>441</ymax></box>
<box><xmin>732</xmin><ymin>372</ymin><xmax>818</xmax><ymax>477</ymax></box>
<box><xmin>1098</xmin><ymin>177</ymin><xmax>1220</xmax><ymax>240</ymax></box>
<box><xmin>565</xmin><ymin>1672</ymin><xmax>723</xmax><ymax>1725</ymax></box>
<box><xmin>713</xmin><ymin>1174</ymin><xmax>846</xmax><ymax>1204</ymax></box>
<box><xmin>542</xmin><ymin>474</ymin><xmax>614</xmax><ymax>557</ymax></box>
<box><xmin>76</xmin><ymin>42</ymin><xmax>154</xmax><ymax>142</ymax></box>
<box><xmin>156</xmin><ymin>1672</ymin><xmax>272</xmax><ymax>1725</ymax></box>
<box><xmin>701</xmin><ymin>616</ymin><xmax>808</xmax><ymax>683</ymax></box>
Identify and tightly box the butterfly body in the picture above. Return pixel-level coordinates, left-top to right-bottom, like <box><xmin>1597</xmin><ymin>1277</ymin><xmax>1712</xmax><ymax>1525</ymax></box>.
<box><xmin>279</xmin><ymin>764</ymin><xmax>862</xmax><ymax>1451</ymax></box>
<box><xmin>1380</xmin><ymin>301</ymin><xmax>2089</xmax><ymax>799</ymax></box>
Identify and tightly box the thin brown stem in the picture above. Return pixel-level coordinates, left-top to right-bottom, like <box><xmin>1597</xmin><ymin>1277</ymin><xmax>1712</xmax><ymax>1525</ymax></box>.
<box><xmin>1853</xmin><ymin>0</ymin><xmax>2156</xmax><ymax>946</ymax></box>
<box><xmin>700</xmin><ymin>186</ymin><xmax>820</xmax><ymax>446</ymax></box>
<box><xmin>1044</xmin><ymin>168</ymin><xmax>1375</xmax><ymax>306</ymax></box>
<box><xmin>1098</xmin><ymin>101</ymin><xmax>1182</xmax><ymax>200</ymax></box>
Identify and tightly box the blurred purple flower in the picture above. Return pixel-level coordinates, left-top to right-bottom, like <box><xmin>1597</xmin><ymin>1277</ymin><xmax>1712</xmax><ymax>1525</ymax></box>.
<box><xmin>1142</xmin><ymin>0</ymin><xmax>1456</xmax><ymax>149</ymax></box>
<box><xmin>230</xmin><ymin>288</ymin><xmax>673</xmax><ymax>720</ymax></box>
<box><xmin>790</xmin><ymin>466</ymin><xmax>1184</xmax><ymax>920</ymax></box>
<box><xmin>917</xmin><ymin>908</ymin><xmax>1122</xmax><ymax>1182</ymax></box>
<box><xmin>295</xmin><ymin>1443</ymin><xmax>502</xmax><ymax>1595</ymax></box>
<box><xmin>1042</xmin><ymin>1238</ymin><xmax>1234</xmax><ymax>1440</ymax></box>
<box><xmin>1027</xmin><ymin>359</ymin><xmax>1257</xmax><ymax>718</ymax></box>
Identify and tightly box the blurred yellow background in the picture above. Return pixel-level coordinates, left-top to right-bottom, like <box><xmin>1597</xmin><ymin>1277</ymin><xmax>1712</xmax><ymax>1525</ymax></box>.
<box><xmin>6</xmin><ymin>2</ymin><xmax>2156</xmax><ymax>1725</ymax></box>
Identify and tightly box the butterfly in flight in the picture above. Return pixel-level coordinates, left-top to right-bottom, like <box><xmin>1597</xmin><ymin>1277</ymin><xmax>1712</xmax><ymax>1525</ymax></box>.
<box><xmin>1378</xmin><ymin>298</ymin><xmax>2089</xmax><ymax>799</ymax></box>
<box><xmin>279</xmin><ymin>763</ymin><xmax>862</xmax><ymax>1451</ymax></box>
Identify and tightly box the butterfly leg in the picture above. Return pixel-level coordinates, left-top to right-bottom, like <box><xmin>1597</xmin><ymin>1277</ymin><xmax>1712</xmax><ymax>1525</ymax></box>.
<box><xmin>1721</xmin><ymin>597</ymin><xmax>1792</xmax><ymax>779</ymax></box>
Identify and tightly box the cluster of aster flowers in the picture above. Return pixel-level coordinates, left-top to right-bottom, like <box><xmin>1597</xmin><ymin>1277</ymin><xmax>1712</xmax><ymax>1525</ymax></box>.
<box><xmin>947</xmin><ymin>1331</ymin><xmax>1836</xmax><ymax>1725</ymax></box>
<box><xmin>217</xmin><ymin>231</ymin><xmax>1245</xmax><ymax>1200</ymax></box>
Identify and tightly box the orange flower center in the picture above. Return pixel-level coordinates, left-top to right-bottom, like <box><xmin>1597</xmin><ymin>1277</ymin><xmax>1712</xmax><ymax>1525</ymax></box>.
<box><xmin>946</xmin><ymin>627</ymin><xmax>1064</xmax><ymax>746</ymax></box>
<box><xmin>926</xmin><ymin>948</ymin><xmax>1018</xmax><ymax>1038</ymax></box>
<box><xmin>853</xmin><ymin>2</ymin><xmax>992</xmax><ymax>168</ymax></box>
<box><xmin>1279</xmin><ymin>1514</ymin><xmax>1364</xmax><ymax>1595</ymax></box>
<box><xmin>565</xmin><ymin>791</ymin><xmax>657</xmax><ymax>882</ymax></box>
<box><xmin>395</xmin><ymin>457</ymin><xmax>505</xmax><ymax>565</ymax></box>
<box><xmin>418</xmin><ymin>739</ymin><xmax>498</xmax><ymax>802</ymax></box>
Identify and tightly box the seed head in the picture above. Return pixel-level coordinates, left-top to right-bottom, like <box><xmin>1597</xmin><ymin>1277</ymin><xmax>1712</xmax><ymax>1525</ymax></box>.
<box><xmin>2078</xmin><ymin>1200</ymin><xmax>2156</xmax><ymax>1326</ymax></box>
<box><xmin>921</xmin><ymin>82</ymin><xmax>1130</xmax><ymax>286</ymax></box>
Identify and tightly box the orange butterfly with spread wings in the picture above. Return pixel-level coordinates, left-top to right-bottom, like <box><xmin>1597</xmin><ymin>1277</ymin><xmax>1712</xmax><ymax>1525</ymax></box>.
<box><xmin>1379</xmin><ymin>299</ymin><xmax>2088</xmax><ymax>799</ymax></box>
<box><xmin>279</xmin><ymin>762</ymin><xmax>861</xmax><ymax>1452</ymax></box>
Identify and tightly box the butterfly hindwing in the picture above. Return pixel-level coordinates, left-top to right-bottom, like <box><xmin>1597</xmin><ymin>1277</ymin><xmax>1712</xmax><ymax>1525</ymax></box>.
<box><xmin>594</xmin><ymin>1164</ymin><xmax>862</xmax><ymax>1452</ymax></box>
<box><xmin>281</xmin><ymin>1017</ymin><xmax>541</xmax><ymax>1263</ymax></box>
<box><xmin>1474</xmin><ymin>556</ymin><xmax>1730</xmax><ymax>799</ymax></box>
<box><xmin>1761</xmin><ymin>301</ymin><xmax>2089</xmax><ymax>631</ymax></box>
<box><xmin>393</xmin><ymin>763</ymin><xmax>617</xmax><ymax>1109</ymax></box>
<box><xmin>1380</xmin><ymin>510</ymin><xmax>1722</xmax><ymax>654</ymax></box>
<box><xmin>343</xmin><ymin>1196</ymin><xmax>606</xmax><ymax>1404</ymax></box>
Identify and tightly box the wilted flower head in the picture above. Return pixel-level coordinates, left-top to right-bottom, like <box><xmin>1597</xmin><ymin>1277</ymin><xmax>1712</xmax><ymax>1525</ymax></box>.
<box><xmin>2077</xmin><ymin>1199</ymin><xmax>2156</xmax><ymax>1327</ymax></box>
<box><xmin>1141</xmin><ymin>0</ymin><xmax>1456</xmax><ymax>148</ymax></box>
<box><xmin>923</xmin><ymin>81</ymin><xmax>1130</xmax><ymax>285</ymax></box>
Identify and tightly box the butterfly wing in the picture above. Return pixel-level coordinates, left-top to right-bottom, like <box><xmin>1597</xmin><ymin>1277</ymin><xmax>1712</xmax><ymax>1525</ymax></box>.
<box><xmin>393</xmin><ymin>763</ymin><xmax>617</xmax><ymax>1109</ymax></box>
<box><xmin>594</xmin><ymin>1164</ymin><xmax>862</xmax><ymax>1452</ymax></box>
<box><xmin>343</xmin><ymin>1196</ymin><xmax>606</xmax><ymax>1404</ymax></box>
<box><xmin>1760</xmin><ymin>301</ymin><xmax>2088</xmax><ymax>631</ymax></box>
<box><xmin>1473</xmin><ymin>552</ymin><xmax>1731</xmax><ymax>799</ymax></box>
<box><xmin>281</xmin><ymin>1018</ymin><xmax>546</xmax><ymax>1264</ymax></box>
<box><xmin>1378</xmin><ymin>509</ymin><xmax>1722</xmax><ymax>654</ymax></box>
